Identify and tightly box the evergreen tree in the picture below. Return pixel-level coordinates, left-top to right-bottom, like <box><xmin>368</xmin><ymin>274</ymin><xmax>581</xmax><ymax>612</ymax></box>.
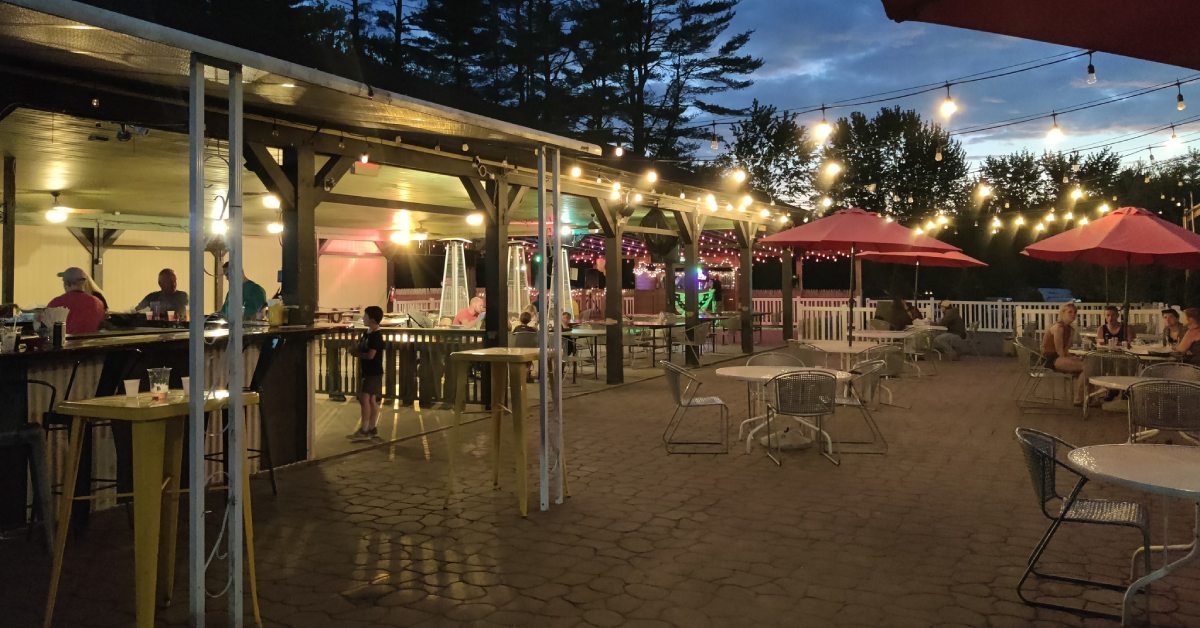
<box><xmin>711</xmin><ymin>100</ymin><xmax>816</xmax><ymax>206</ymax></box>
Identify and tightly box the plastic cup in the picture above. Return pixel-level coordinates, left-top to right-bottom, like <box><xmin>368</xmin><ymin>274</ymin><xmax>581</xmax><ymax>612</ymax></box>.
<box><xmin>123</xmin><ymin>379</ymin><xmax>140</xmax><ymax>397</ymax></box>
<box><xmin>181</xmin><ymin>376</ymin><xmax>190</xmax><ymax>392</ymax></box>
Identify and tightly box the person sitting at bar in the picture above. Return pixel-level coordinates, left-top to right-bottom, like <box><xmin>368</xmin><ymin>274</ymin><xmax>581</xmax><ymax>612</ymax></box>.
<box><xmin>452</xmin><ymin>296</ymin><xmax>485</xmax><ymax>327</ymax></box>
<box><xmin>1096</xmin><ymin>305</ymin><xmax>1131</xmax><ymax>346</ymax></box>
<box><xmin>1162</xmin><ymin>308</ymin><xmax>1187</xmax><ymax>346</ymax></box>
<box><xmin>82</xmin><ymin>272</ymin><xmax>108</xmax><ymax>311</ymax></box>
<box><xmin>134</xmin><ymin>268</ymin><xmax>189</xmax><ymax>320</ymax></box>
<box><xmin>1177</xmin><ymin>307</ymin><xmax>1200</xmax><ymax>363</ymax></box>
<box><xmin>218</xmin><ymin>261</ymin><xmax>268</xmax><ymax>321</ymax></box>
<box><xmin>47</xmin><ymin>266</ymin><xmax>106</xmax><ymax>334</ymax></box>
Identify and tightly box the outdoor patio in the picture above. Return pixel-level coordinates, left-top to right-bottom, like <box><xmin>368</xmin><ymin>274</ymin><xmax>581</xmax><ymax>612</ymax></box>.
<box><xmin>5</xmin><ymin>354</ymin><xmax>1199</xmax><ymax>627</ymax></box>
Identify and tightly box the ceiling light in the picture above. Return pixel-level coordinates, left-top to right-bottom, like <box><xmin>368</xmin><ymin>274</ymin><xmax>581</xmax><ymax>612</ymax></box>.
<box><xmin>389</xmin><ymin>231</ymin><xmax>410</xmax><ymax>245</ymax></box>
<box><xmin>569</xmin><ymin>165</ymin><xmax>582</xmax><ymax>178</ymax></box>
<box><xmin>262</xmin><ymin>194</ymin><xmax>281</xmax><ymax>209</ymax></box>
<box><xmin>359</xmin><ymin>151</ymin><xmax>369</xmax><ymax>164</ymax></box>
<box><xmin>45</xmin><ymin>208</ymin><xmax>68</xmax><ymax>223</ymax></box>
<box><xmin>559</xmin><ymin>225</ymin><xmax>573</xmax><ymax>238</ymax></box>
<box><xmin>759</xmin><ymin>208</ymin><xmax>770</xmax><ymax>218</ymax></box>
<box><xmin>633</xmin><ymin>193</ymin><xmax>643</xmax><ymax>203</ymax></box>
<box><xmin>466</xmin><ymin>213</ymin><xmax>485</xmax><ymax>226</ymax></box>
<box><xmin>266</xmin><ymin>222</ymin><xmax>284</xmax><ymax>234</ymax></box>
<box><xmin>412</xmin><ymin>226</ymin><xmax>429</xmax><ymax>241</ymax></box>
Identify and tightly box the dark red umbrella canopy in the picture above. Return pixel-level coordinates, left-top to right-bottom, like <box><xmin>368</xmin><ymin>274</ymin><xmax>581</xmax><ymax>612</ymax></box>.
<box><xmin>856</xmin><ymin>250</ymin><xmax>987</xmax><ymax>268</ymax></box>
<box><xmin>881</xmin><ymin>0</ymin><xmax>1200</xmax><ymax>71</ymax></box>
<box><xmin>1022</xmin><ymin>206</ymin><xmax>1200</xmax><ymax>268</ymax></box>
<box><xmin>761</xmin><ymin>207</ymin><xmax>960</xmax><ymax>253</ymax></box>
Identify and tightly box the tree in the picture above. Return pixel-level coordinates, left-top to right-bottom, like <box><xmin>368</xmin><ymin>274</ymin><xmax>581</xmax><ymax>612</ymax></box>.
<box><xmin>978</xmin><ymin>151</ymin><xmax>1046</xmax><ymax>210</ymax></box>
<box><xmin>712</xmin><ymin>100</ymin><xmax>816</xmax><ymax>205</ymax></box>
<box><xmin>569</xmin><ymin>0</ymin><xmax>762</xmax><ymax>159</ymax></box>
<box><xmin>409</xmin><ymin>0</ymin><xmax>501</xmax><ymax>92</ymax></box>
<box><xmin>822</xmin><ymin>107</ymin><xmax>969</xmax><ymax>222</ymax></box>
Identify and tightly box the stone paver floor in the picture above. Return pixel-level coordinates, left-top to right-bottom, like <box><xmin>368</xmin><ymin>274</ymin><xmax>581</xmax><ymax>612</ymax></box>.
<box><xmin>4</xmin><ymin>355</ymin><xmax>1200</xmax><ymax>627</ymax></box>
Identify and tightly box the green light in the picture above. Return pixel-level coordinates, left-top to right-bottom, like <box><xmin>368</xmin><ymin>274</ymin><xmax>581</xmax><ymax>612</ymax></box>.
<box><xmin>533</xmin><ymin>254</ymin><xmax>542</xmax><ymax>263</ymax></box>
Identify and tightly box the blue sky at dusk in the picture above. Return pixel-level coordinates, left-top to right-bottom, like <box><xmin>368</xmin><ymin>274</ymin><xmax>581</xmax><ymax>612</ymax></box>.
<box><xmin>699</xmin><ymin>1</ymin><xmax>1197</xmax><ymax>166</ymax></box>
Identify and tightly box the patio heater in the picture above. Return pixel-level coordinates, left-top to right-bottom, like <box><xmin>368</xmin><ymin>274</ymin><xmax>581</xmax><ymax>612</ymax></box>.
<box><xmin>506</xmin><ymin>240</ymin><xmax>530</xmax><ymax>323</ymax></box>
<box><xmin>549</xmin><ymin>245</ymin><xmax>574</xmax><ymax>318</ymax></box>
<box><xmin>437</xmin><ymin>238</ymin><xmax>471</xmax><ymax>322</ymax></box>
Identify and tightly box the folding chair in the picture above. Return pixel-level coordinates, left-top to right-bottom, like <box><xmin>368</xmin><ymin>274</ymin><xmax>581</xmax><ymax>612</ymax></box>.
<box><xmin>864</xmin><ymin>344</ymin><xmax>905</xmax><ymax>407</ymax></box>
<box><xmin>1013</xmin><ymin>428</ymin><xmax>1151</xmax><ymax>620</ymax></box>
<box><xmin>659</xmin><ymin>361</ymin><xmax>728</xmax><ymax>454</ymax></box>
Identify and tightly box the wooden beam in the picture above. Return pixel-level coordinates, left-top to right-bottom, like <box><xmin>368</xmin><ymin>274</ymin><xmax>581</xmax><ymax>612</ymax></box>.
<box><xmin>314</xmin><ymin>155</ymin><xmax>356</xmax><ymax>204</ymax></box>
<box><xmin>460</xmin><ymin>177</ymin><xmax>497</xmax><ymax>220</ymax></box>
<box><xmin>2</xmin><ymin>155</ymin><xmax>13</xmax><ymax>304</ymax></box>
<box><xmin>322</xmin><ymin>193</ymin><xmax>474</xmax><ymax>217</ymax></box>
<box><xmin>588</xmin><ymin>197</ymin><xmax>619</xmax><ymax>238</ymax></box>
<box><xmin>506</xmin><ymin>184</ymin><xmax>528</xmax><ymax>212</ymax></box>
<box><xmin>243</xmin><ymin>142</ymin><xmax>296</xmax><ymax>210</ymax></box>
<box><xmin>670</xmin><ymin>210</ymin><xmax>697</xmax><ymax>244</ymax></box>
<box><xmin>624</xmin><ymin>226</ymin><xmax>678</xmax><ymax>237</ymax></box>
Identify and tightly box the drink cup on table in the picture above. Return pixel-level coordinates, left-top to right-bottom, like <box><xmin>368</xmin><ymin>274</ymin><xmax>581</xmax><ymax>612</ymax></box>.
<box><xmin>123</xmin><ymin>378</ymin><xmax>140</xmax><ymax>398</ymax></box>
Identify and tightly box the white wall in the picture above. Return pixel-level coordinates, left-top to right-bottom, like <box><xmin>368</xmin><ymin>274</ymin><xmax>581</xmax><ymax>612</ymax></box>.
<box><xmin>13</xmin><ymin>225</ymin><xmax>91</xmax><ymax>308</ymax></box>
<box><xmin>318</xmin><ymin>254</ymin><xmax>388</xmax><ymax>310</ymax></box>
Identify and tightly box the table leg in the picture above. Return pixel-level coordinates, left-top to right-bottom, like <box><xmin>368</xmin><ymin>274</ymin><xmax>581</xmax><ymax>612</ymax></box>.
<box><xmin>443</xmin><ymin>361</ymin><xmax>469</xmax><ymax>509</ymax></box>
<box><xmin>241</xmin><ymin>436</ymin><xmax>263</xmax><ymax>628</ymax></box>
<box><xmin>1122</xmin><ymin>503</ymin><xmax>1200</xmax><ymax>625</ymax></box>
<box><xmin>130</xmin><ymin>420</ymin><xmax>168</xmax><ymax>628</ymax></box>
<box><xmin>509</xmin><ymin>363</ymin><xmax>529</xmax><ymax>517</ymax></box>
<box><xmin>43</xmin><ymin>419</ymin><xmax>85</xmax><ymax>628</ymax></box>
<box><xmin>490</xmin><ymin>363</ymin><xmax>507</xmax><ymax>489</ymax></box>
<box><xmin>157</xmin><ymin>418</ymin><xmax>185</xmax><ymax>606</ymax></box>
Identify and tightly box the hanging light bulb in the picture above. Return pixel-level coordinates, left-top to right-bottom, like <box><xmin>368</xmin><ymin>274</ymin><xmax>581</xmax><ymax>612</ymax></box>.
<box><xmin>569</xmin><ymin>165</ymin><xmax>582</xmax><ymax>178</ymax></box>
<box><xmin>991</xmin><ymin>216</ymin><xmax>1002</xmax><ymax>228</ymax></box>
<box><xmin>1099</xmin><ymin>203</ymin><xmax>1111</xmax><ymax>214</ymax></box>
<box><xmin>1046</xmin><ymin>113</ymin><xmax>1063</xmax><ymax>144</ymax></box>
<box><xmin>731</xmin><ymin>168</ymin><xmax>747</xmax><ymax>184</ymax></box>
<box><xmin>759</xmin><ymin>208</ymin><xmax>770</xmax><ymax>218</ymax></box>
<box><xmin>934</xmin><ymin>147</ymin><xmax>943</xmax><ymax>162</ymax></box>
<box><xmin>614</xmin><ymin>145</ymin><xmax>624</xmax><ymax>157</ymax></box>
<box><xmin>820</xmin><ymin>196</ymin><xmax>833</xmax><ymax>208</ymax></box>
<box><xmin>262</xmin><ymin>194</ymin><xmax>281</xmax><ymax>209</ymax></box>
<box><xmin>266</xmin><ymin>222</ymin><xmax>284</xmax><ymax>234</ymax></box>
<box><xmin>1035</xmin><ymin>223</ymin><xmax>1045</xmax><ymax>233</ymax></box>
<box><xmin>1045</xmin><ymin>211</ymin><xmax>1056</xmax><ymax>222</ymax></box>
<box><xmin>645</xmin><ymin>169</ymin><xmax>658</xmax><ymax>183</ymax></box>
<box><xmin>978</xmin><ymin>184</ymin><xmax>992</xmax><ymax>198</ymax></box>
<box><xmin>1086</xmin><ymin>52</ymin><xmax>1097</xmax><ymax>85</ymax></box>
<box><xmin>1168</xmin><ymin>125</ymin><xmax>1181</xmax><ymax>148</ymax></box>
<box><xmin>633</xmin><ymin>192</ymin><xmax>643</xmax><ymax>203</ymax></box>
<box><xmin>1015</xmin><ymin>215</ymin><xmax>1026</xmax><ymax>226</ymax></box>
<box><xmin>823</xmin><ymin>161</ymin><xmax>842</xmax><ymax>177</ymax></box>
<box><xmin>884</xmin><ymin>215</ymin><xmax>894</xmax><ymax>223</ymax></box>
<box><xmin>1080</xmin><ymin>216</ymin><xmax>1089</xmax><ymax>225</ymax></box>
<box><xmin>939</xmin><ymin>83</ymin><xmax>958</xmax><ymax>118</ymax></box>
<box><xmin>937</xmin><ymin>215</ymin><xmax>949</xmax><ymax>225</ymax></box>
<box><xmin>813</xmin><ymin>105</ymin><xmax>833</xmax><ymax>142</ymax></box>
<box><xmin>710</xmin><ymin>123</ymin><xmax>720</xmax><ymax>151</ymax></box>
<box><xmin>1071</xmin><ymin>188</ymin><xmax>1083</xmax><ymax>200</ymax></box>
<box><xmin>1064</xmin><ymin>211</ymin><xmax>1074</xmax><ymax>221</ymax></box>
<box><xmin>924</xmin><ymin>219</ymin><xmax>936</xmax><ymax>230</ymax></box>
<box><xmin>705</xmin><ymin>193</ymin><xmax>717</xmax><ymax>211</ymax></box>
<box><xmin>359</xmin><ymin>151</ymin><xmax>369</xmax><ymax>164</ymax></box>
<box><xmin>914</xmin><ymin>227</ymin><xmax>924</xmax><ymax>235</ymax></box>
<box><xmin>211</xmin><ymin>219</ymin><xmax>229</xmax><ymax>235</ymax></box>
<box><xmin>1177</xmin><ymin>82</ymin><xmax>1187</xmax><ymax>111</ymax></box>
<box><xmin>1004</xmin><ymin>201</ymin><xmax>1011</xmax><ymax>209</ymax></box>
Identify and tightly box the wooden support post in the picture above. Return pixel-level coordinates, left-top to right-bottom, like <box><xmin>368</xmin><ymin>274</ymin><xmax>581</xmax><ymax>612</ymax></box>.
<box><xmin>675</xmin><ymin>210</ymin><xmax>700</xmax><ymax>366</ymax></box>
<box><xmin>734</xmin><ymin>221</ymin><xmax>755</xmax><ymax>354</ymax></box>
<box><xmin>663</xmin><ymin>244</ymin><xmax>678</xmax><ymax>315</ymax></box>
<box><xmin>480</xmin><ymin>178</ymin><xmax>512</xmax><ymax>348</ymax></box>
<box><xmin>281</xmin><ymin>146</ymin><xmax>317</xmax><ymax>324</ymax></box>
<box><xmin>2</xmin><ymin>155</ymin><xmax>13</xmax><ymax>304</ymax></box>
<box><xmin>590</xmin><ymin>198</ymin><xmax>624</xmax><ymax>384</ymax></box>
<box><xmin>781</xmin><ymin>247</ymin><xmax>794</xmax><ymax>341</ymax></box>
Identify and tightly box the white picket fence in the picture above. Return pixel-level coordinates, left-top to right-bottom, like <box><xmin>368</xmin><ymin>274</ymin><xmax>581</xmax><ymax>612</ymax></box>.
<box><xmin>754</xmin><ymin>297</ymin><xmax>1172</xmax><ymax>341</ymax></box>
<box><xmin>390</xmin><ymin>292</ymin><xmax>634</xmax><ymax>317</ymax></box>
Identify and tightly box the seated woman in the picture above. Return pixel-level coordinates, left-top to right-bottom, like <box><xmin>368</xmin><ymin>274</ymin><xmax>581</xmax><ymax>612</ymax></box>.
<box><xmin>1162</xmin><ymin>308</ymin><xmax>1187</xmax><ymax>346</ymax></box>
<box><xmin>512</xmin><ymin>310</ymin><xmax>536</xmax><ymax>333</ymax></box>
<box><xmin>1177</xmin><ymin>307</ymin><xmax>1200</xmax><ymax>363</ymax></box>
<box><xmin>905</xmin><ymin>301</ymin><xmax>924</xmax><ymax>322</ymax></box>
<box><xmin>1040</xmin><ymin>302</ymin><xmax>1087</xmax><ymax>404</ymax></box>
<box><xmin>888</xmin><ymin>296</ymin><xmax>913</xmax><ymax>331</ymax></box>
<box><xmin>1096</xmin><ymin>305</ymin><xmax>1131</xmax><ymax>347</ymax></box>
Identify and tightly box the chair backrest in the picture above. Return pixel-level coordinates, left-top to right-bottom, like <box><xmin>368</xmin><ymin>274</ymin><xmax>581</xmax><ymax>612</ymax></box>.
<box><xmin>865</xmin><ymin>344</ymin><xmax>904</xmax><ymax>377</ymax></box>
<box><xmin>1082</xmin><ymin>350</ymin><xmax>1138</xmax><ymax>377</ymax></box>
<box><xmin>747</xmin><ymin>351</ymin><xmax>804</xmax><ymax>367</ymax></box>
<box><xmin>1014</xmin><ymin>427</ymin><xmax>1071</xmax><ymax>511</ymax></box>
<box><xmin>788</xmin><ymin>342</ymin><xmax>824</xmax><ymax>368</ymax></box>
<box><xmin>660</xmin><ymin>360</ymin><xmax>697</xmax><ymax>406</ymax></box>
<box><xmin>869</xmin><ymin>319</ymin><xmax>891</xmax><ymax>330</ymax></box>
<box><xmin>690</xmin><ymin>322</ymin><xmax>711</xmax><ymax>345</ymax></box>
<box><xmin>1128</xmin><ymin>379</ymin><xmax>1200</xmax><ymax>433</ymax></box>
<box><xmin>1140</xmin><ymin>361</ymin><xmax>1200</xmax><ymax>382</ymax></box>
<box><xmin>769</xmin><ymin>371</ymin><xmax>836</xmax><ymax>417</ymax></box>
<box><xmin>848</xmin><ymin>359</ymin><xmax>885</xmax><ymax>403</ymax></box>
<box><xmin>1013</xmin><ymin>337</ymin><xmax>1046</xmax><ymax>371</ymax></box>
<box><xmin>511</xmin><ymin>331</ymin><xmax>538</xmax><ymax>348</ymax></box>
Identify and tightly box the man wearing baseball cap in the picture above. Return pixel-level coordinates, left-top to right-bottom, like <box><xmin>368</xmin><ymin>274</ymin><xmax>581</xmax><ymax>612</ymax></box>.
<box><xmin>932</xmin><ymin>300</ymin><xmax>969</xmax><ymax>360</ymax></box>
<box><xmin>47</xmin><ymin>267</ymin><xmax>106</xmax><ymax>334</ymax></box>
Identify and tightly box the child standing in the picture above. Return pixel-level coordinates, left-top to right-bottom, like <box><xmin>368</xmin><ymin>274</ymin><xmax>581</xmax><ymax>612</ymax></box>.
<box><xmin>349</xmin><ymin>305</ymin><xmax>385</xmax><ymax>440</ymax></box>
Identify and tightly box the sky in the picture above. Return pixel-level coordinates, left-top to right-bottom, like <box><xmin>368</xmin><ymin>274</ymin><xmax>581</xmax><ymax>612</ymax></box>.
<box><xmin>699</xmin><ymin>0</ymin><xmax>1199</xmax><ymax>167</ymax></box>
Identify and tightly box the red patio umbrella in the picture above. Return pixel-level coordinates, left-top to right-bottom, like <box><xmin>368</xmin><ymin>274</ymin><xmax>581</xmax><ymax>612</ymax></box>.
<box><xmin>880</xmin><ymin>0</ymin><xmax>1200</xmax><ymax>71</ymax></box>
<box><xmin>856</xmin><ymin>250</ymin><xmax>987</xmax><ymax>301</ymax></box>
<box><xmin>762</xmin><ymin>208</ymin><xmax>961</xmax><ymax>344</ymax></box>
<box><xmin>1022</xmin><ymin>206</ymin><xmax>1200</xmax><ymax>319</ymax></box>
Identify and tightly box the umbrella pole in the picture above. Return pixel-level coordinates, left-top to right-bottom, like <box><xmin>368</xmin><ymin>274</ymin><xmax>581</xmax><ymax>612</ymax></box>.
<box><xmin>1123</xmin><ymin>256</ymin><xmax>1131</xmax><ymax>327</ymax></box>
<box><xmin>848</xmin><ymin>244</ymin><xmax>856</xmax><ymax>347</ymax></box>
<box><xmin>913</xmin><ymin>260</ymin><xmax>920</xmax><ymax>302</ymax></box>
<box><xmin>1104</xmin><ymin>267</ymin><xmax>1109</xmax><ymax>305</ymax></box>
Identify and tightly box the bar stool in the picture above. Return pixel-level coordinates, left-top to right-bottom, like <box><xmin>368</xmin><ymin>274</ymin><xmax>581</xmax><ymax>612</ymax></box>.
<box><xmin>0</xmin><ymin>421</ymin><xmax>55</xmax><ymax>550</ymax></box>
<box><xmin>204</xmin><ymin>338</ymin><xmax>283</xmax><ymax>495</ymax></box>
<box><xmin>39</xmin><ymin>364</ymin><xmax>121</xmax><ymax>505</ymax></box>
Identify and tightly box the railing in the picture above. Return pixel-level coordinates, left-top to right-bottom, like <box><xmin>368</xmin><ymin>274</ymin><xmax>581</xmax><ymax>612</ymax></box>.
<box><xmin>316</xmin><ymin>327</ymin><xmax>485</xmax><ymax>405</ymax></box>
<box><xmin>1015</xmin><ymin>306</ymin><xmax>1167</xmax><ymax>339</ymax></box>
<box><xmin>390</xmin><ymin>298</ymin><xmax>439</xmax><ymax>315</ymax></box>
<box><xmin>795</xmin><ymin>305</ymin><xmax>879</xmax><ymax>341</ymax></box>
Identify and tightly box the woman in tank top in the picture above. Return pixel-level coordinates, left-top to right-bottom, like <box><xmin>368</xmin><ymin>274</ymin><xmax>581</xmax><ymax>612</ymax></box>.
<box><xmin>1040</xmin><ymin>302</ymin><xmax>1087</xmax><ymax>404</ymax></box>
<box><xmin>1096</xmin><ymin>305</ymin><xmax>1131</xmax><ymax>346</ymax></box>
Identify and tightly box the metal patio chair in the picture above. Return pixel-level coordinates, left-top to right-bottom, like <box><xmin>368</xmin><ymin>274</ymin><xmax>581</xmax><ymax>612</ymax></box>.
<box><xmin>903</xmin><ymin>328</ymin><xmax>939</xmax><ymax>376</ymax></box>
<box><xmin>787</xmin><ymin>341</ymin><xmax>825</xmax><ymax>368</ymax></box>
<box><xmin>1013</xmin><ymin>427</ymin><xmax>1151</xmax><ymax>620</ymax></box>
<box><xmin>674</xmin><ymin>321</ymin><xmax>712</xmax><ymax>363</ymax></box>
<box><xmin>1080</xmin><ymin>350</ymin><xmax>1140</xmax><ymax>416</ymax></box>
<box><xmin>1013</xmin><ymin>337</ymin><xmax>1074</xmax><ymax>411</ymax></box>
<box><xmin>764</xmin><ymin>370</ymin><xmax>838</xmax><ymax>466</ymax></box>
<box><xmin>746</xmin><ymin>351</ymin><xmax>804</xmax><ymax>367</ymax></box>
<box><xmin>1140</xmin><ymin>361</ymin><xmax>1200</xmax><ymax>382</ymax></box>
<box><xmin>1127</xmin><ymin>379</ymin><xmax>1200</xmax><ymax>444</ymax></box>
<box><xmin>659</xmin><ymin>361</ymin><xmax>728</xmax><ymax>454</ymax></box>
<box><xmin>834</xmin><ymin>359</ymin><xmax>888</xmax><ymax>455</ymax></box>
<box><xmin>864</xmin><ymin>344</ymin><xmax>904</xmax><ymax>407</ymax></box>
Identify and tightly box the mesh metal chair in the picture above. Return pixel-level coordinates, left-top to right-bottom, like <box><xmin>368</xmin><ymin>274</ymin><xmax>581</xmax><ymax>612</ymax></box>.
<box><xmin>746</xmin><ymin>351</ymin><xmax>804</xmax><ymax>367</ymax></box>
<box><xmin>1127</xmin><ymin>379</ymin><xmax>1200</xmax><ymax>444</ymax></box>
<box><xmin>659</xmin><ymin>361</ymin><xmax>728</xmax><ymax>454</ymax></box>
<box><xmin>1080</xmin><ymin>350</ymin><xmax>1140</xmax><ymax>415</ymax></box>
<box><xmin>1014</xmin><ymin>428</ymin><xmax>1151</xmax><ymax>620</ymax></box>
<box><xmin>903</xmin><ymin>329</ymin><xmax>939</xmax><ymax>376</ymax></box>
<box><xmin>864</xmin><ymin>344</ymin><xmax>904</xmax><ymax>407</ymax></box>
<box><xmin>787</xmin><ymin>341</ymin><xmax>825</xmax><ymax>368</ymax></box>
<box><xmin>868</xmin><ymin>318</ymin><xmax>891</xmax><ymax>330</ymax></box>
<box><xmin>1140</xmin><ymin>361</ymin><xmax>1200</xmax><ymax>382</ymax></box>
<box><xmin>765</xmin><ymin>371</ymin><xmax>838</xmax><ymax>466</ymax></box>
<box><xmin>1013</xmin><ymin>337</ymin><xmax>1074</xmax><ymax>411</ymax></box>
<box><xmin>834</xmin><ymin>360</ymin><xmax>888</xmax><ymax>455</ymax></box>
<box><xmin>674</xmin><ymin>321</ymin><xmax>712</xmax><ymax>362</ymax></box>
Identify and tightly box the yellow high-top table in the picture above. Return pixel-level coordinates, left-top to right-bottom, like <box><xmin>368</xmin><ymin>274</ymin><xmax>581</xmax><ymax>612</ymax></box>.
<box><xmin>44</xmin><ymin>390</ymin><xmax>262</xmax><ymax>628</ymax></box>
<box><xmin>448</xmin><ymin>347</ymin><xmax>539</xmax><ymax>516</ymax></box>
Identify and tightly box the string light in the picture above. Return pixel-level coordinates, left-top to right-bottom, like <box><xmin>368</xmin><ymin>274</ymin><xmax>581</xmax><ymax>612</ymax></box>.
<box><xmin>645</xmin><ymin>169</ymin><xmax>658</xmax><ymax>183</ymax></box>
<box><xmin>937</xmin><ymin>215</ymin><xmax>949</xmax><ymax>225</ymax></box>
<box><xmin>731</xmin><ymin>169</ymin><xmax>747</xmax><ymax>184</ymax></box>
<box><xmin>759</xmin><ymin>208</ymin><xmax>771</xmax><ymax>218</ymax></box>
<box><xmin>914</xmin><ymin>227</ymin><xmax>924</xmax><ymax>235</ymax></box>
<box><xmin>991</xmin><ymin>216</ymin><xmax>1002</xmax><ymax>228</ymax></box>
<box><xmin>1177</xmin><ymin>82</ymin><xmax>1187</xmax><ymax>111</ymax></box>
<box><xmin>1015</xmin><ymin>215</ymin><xmax>1026</xmax><ymax>226</ymax></box>
<box><xmin>934</xmin><ymin>147</ymin><xmax>943</xmax><ymax>162</ymax></box>
<box><xmin>1035</xmin><ymin>223</ymin><xmax>1045</xmax><ymax>232</ymax></box>
<box><xmin>1168</xmin><ymin>125</ymin><xmax>1181</xmax><ymax>147</ymax></box>
<box><xmin>1098</xmin><ymin>203</ymin><xmax>1110</xmax><ymax>214</ymax></box>
<box><xmin>614</xmin><ymin>145</ymin><xmax>624</xmax><ymax>157</ymax></box>
<box><xmin>1046</xmin><ymin>113</ymin><xmax>1063</xmax><ymax>144</ymax></box>
<box><xmin>940</xmin><ymin>84</ymin><xmax>958</xmax><ymax>118</ymax></box>
<box><xmin>710</xmin><ymin>123</ymin><xmax>720</xmax><ymax>151</ymax></box>
<box><xmin>569</xmin><ymin>165</ymin><xmax>582</xmax><ymax>178</ymax></box>
<box><xmin>820</xmin><ymin>196</ymin><xmax>833</xmax><ymax>208</ymax></box>
<box><xmin>1045</xmin><ymin>211</ymin><xmax>1056</xmax><ymax>222</ymax></box>
<box><xmin>1070</xmin><ymin>188</ymin><xmax>1083</xmax><ymax>200</ymax></box>
<box><xmin>1086</xmin><ymin>52</ymin><xmax>1097</xmax><ymax>85</ymax></box>
<box><xmin>813</xmin><ymin>105</ymin><xmax>833</xmax><ymax>142</ymax></box>
<box><xmin>823</xmin><ymin>161</ymin><xmax>842</xmax><ymax>177</ymax></box>
<box><xmin>1064</xmin><ymin>211</ymin><xmax>1074</xmax><ymax>221</ymax></box>
<box><xmin>978</xmin><ymin>184</ymin><xmax>992</xmax><ymax>198</ymax></box>
<box><xmin>1079</xmin><ymin>216</ymin><xmax>1089</xmax><ymax>225</ymax></box>
<box><xmin>359</xmin><ymin>151</ymin><xmax>369</xmax><ymax>164</ymax></box>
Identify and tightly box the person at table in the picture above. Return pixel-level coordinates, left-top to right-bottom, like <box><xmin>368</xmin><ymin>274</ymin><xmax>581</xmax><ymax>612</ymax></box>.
<box><xmin>1096</xmin><ymin>305</ymin><xmax>1131</xmax><ymax>347</ymax></box>
<box><xmin>1041</xmin><ymin>302</ymin><xmax>1087</xmax><ymax>405</ymax></box>
<box><xmin>905</xmin><ymin>301</ymin><xmax>924</xmax><ymax>322</ymax></box>
<box><xmin>512</xmin><ymin>310</ymin><xmax>536</xmax><ymax>333</ymax></box>
<box><xmin>1162</xmin><ymin>308</ymin><xmax>1187</xmax><ymax>346</ymax></box>
<box><xmin>82</xmin><ymin>272</ymin><xmax>108</xmax><ymax>311</ymax></box>
<box><xmin>452</xmin><ymin>296</ymin><xmax>485</xmax><ymax>327</ymax></box>
<box><xmin>218</xmin><ymin>261</ymin><xmax>268</xmax><ymax>321</ymax></box>
<box><xmin>932</xmin><ymin>300</ymin><xmax>968</xmax><ymax>360</ymax></box>
<box><xmin>134</xmin><ymin>268</ymin><xmax>189</xmax><ymax>320</ymax></box>
<box><xmin>1177</xmin><ymin>307</ymin><xmax>1200</xmax><ymax>363</ymax></box>
<box><xmin>887</xmin><ymin>296</ymin><xmax>913</xmax><ymax>331</ymax></box>
<box><xmin>47</xmin><ymin>266</ymin><xmax>106</xmax><ymax>334</ymax></box>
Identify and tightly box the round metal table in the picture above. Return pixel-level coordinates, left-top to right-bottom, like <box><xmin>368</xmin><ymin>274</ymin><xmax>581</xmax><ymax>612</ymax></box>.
<box><xmin>715</xmin><ymin>366</ymin><xmax>850</xmax><ymax>453</ymax></box>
